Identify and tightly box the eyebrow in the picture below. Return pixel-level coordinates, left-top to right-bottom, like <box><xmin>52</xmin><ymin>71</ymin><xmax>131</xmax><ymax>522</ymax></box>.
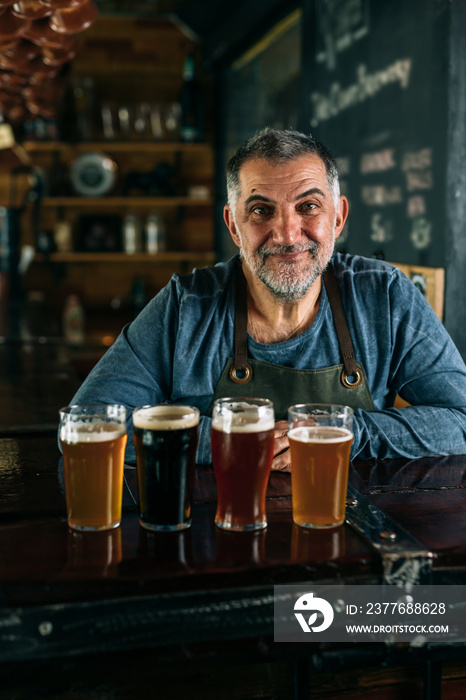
<box><xmin>244</xmin><ymin>187</ymin><xmax>327</xmax><ymax>208</ymax></box>
<box><xmin>244</xmin><ymin>194</ymin><xmax>274</xmax><ymax>207</ymax></box>
<box><xmin>295</xmin><ymin>187</ymin><xmax>327</xmax><ymax>200</ymax></box>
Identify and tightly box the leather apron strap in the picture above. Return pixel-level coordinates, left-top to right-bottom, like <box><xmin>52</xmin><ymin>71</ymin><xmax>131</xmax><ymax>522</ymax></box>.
<box><xmin>229</xmin><ymin>260</ymin><xmax>252</xmax><ymax>384</ymax></box>
<box><xmin>322</xmin><ymin>263</ymin><xmax>363</xmax><ymax>389</ymax></box>
<box><xmin>231</xmin><ymin>260</ymin><xmax>362</xmax><ymax>389</ymax></box>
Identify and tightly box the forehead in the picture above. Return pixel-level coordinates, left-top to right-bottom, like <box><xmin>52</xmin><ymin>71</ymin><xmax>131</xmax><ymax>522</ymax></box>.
<box><xmin>238</xmin><ymin>154</ymin><xmax>329</xmax><ymax>200</ymax></box>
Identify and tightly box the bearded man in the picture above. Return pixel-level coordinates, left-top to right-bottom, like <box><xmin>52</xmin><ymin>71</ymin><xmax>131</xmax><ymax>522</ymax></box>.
<box><xmin>68</xmin><ymin>128</ymin><xmax>466</xmax><ymax>468</ymax></box>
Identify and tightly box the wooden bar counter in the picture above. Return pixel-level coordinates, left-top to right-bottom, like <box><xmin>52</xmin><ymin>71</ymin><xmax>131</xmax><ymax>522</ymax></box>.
<box><xmin>1</xmin><ymin>314</ymin><xmax>466</xmax><ymax>698</ymax></box>
<box><xmin>1</xmin><ymin>430</ymin><xmax>466</xmax><ymax>699</ymax></box>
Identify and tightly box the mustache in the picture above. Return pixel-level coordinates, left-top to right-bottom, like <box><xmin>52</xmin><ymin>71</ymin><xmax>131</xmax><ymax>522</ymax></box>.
<box><xmin>257</xmin><ymin>242</ymin><xmax>320</xmax><ymax>258</ymax></box>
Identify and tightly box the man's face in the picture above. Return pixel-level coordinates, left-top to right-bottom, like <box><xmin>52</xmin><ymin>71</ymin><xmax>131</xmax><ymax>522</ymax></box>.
<box><xmin>224</xmin><ymin>155</ymin><xmax>348</xmax><ymax>303</ymax></box>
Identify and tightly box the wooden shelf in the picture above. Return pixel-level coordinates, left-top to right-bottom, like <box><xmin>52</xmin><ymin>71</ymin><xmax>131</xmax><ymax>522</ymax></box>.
<box><xmin>22</xmin><ymin>141</ymin><xmax>213</xmax><ymax>154</ymax></box>
<box><xmin>34</xmin><ymin>251</ymin><xmax>216</xmax><ymax>263</ymax></box>
<box><xmin>20</xmin><ymin>138</ymin><xmax>216</xmax><ymax>304</ymax></box>
<box><xmin>40</xmin><ymin>196</ymin><xmax>212</xmax><ymax>207</ymax></box>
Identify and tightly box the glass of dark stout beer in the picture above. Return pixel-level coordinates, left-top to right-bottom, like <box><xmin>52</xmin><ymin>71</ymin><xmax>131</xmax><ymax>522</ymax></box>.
<box><xmin>211</xmin><ymin>397</ymin><xmax>275</xmax><ymax>531</ymax></box>
<box><xmin>132</xmin><ymin>405</ymin><xmax>200</xmax><ymax>531</ymax></box>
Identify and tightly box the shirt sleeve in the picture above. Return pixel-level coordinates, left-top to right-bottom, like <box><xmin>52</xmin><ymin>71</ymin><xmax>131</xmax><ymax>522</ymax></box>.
<box><xmin>351</xmin><ymin>269</ymin><xmax>466</xmax><ymax>460</ymax></box>
<box><xmin>67</xmin><ymin>280</ymin><xmax>179</xmax><ymax>464</ymax></box>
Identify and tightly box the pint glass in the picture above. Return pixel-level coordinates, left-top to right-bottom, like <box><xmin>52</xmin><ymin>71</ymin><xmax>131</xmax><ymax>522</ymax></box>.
<box><xmin>59</xmin><ymin>404</ymin><xmax>127</xmax><ymax>531</ymax></box>
<box><xmin>211</xmin><ymin>397</ymin><xmax>275</xmax><ymax>531</ymax></box>
<box><xmin>133</xmin><ymin>404</ymin><xmax>199</xmax><ymax>532</ymax></box>
<box><xmin>288</xmin><ymin>404</ymin><xmax>354</xmax><ymax>529</ymax></box>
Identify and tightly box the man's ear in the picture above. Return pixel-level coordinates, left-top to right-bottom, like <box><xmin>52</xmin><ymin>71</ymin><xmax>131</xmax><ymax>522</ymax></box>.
<box><xmin>334</xmin><ymin>196</ymin><xmax>349</xmax><ymax>240</ymax></box>
<box><xmin>224</xmin><ymin>205</ymin><xmax>241</xmax><ymax>248</ymax></box>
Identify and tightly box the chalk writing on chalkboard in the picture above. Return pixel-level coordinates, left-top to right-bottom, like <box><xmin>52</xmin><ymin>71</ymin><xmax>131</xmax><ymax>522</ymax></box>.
<box><xmin>407</xmin><ymin>196</ymin><xmax>426</xmax><ymax>218</ymax></box>
<box><xmin>316</xmin><ymin>0</ymin><xmax>370</xmax><ymax>71</ymax></box>
<box><xmin>402</xmin><ymin>148</ymin><xmax>433</xmax><ymax>248</ymax></box>
<box><xmin>334</xmin><ymin>141</ymin><xmax>435</xmax><ymax>257</ymax></box>
<box><xmin>410</xmin><ymin>218</ymin><xmax>432</xmax><ymax>250</ymax></box>
<box><xmin>310</xmin><ymin>59</ymin><xmax>412</xmax><ymax>127</ymax></box>
<box><xmin>360</xmin><ymin>149</ymin><xmax>395</xmax><ymax>174</ymax></box>
<box><xmin>361</xmin><ymin>186</ymin><xmax>402</xmax><ymax>206</ymax></box>
<box><xmin>370</xmin><ymin>213</ymin><xmax>393</xmax><ymax>244</ymax></box>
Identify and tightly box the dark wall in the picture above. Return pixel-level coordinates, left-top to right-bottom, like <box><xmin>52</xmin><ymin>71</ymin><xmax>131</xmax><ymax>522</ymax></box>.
<box><xmin>300</xmin><ymin>0</ymin><xmax>449</xmax><ymax>268</ymax></box>
<box><xmin>207</xmin><ymin>0</ymin><xmax>466</xmax><ymax>358</ymax></box>
<box><xmin>298</xmin><ymin>0</ymin><xmax>465</xmax><ymax>359</ymax></box>
<box><xmin>444</xmin><ymin>0</ymin><xmax>466</xmax><ymax>361</ymax></box>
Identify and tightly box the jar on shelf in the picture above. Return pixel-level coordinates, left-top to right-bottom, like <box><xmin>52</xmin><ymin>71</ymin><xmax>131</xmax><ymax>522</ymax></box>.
<box><xmin>145</xmin><ymin>213</ymin><xmax>166</xmax><ymax>253</ymax></box>
<box><xmin>54</xmin><ymin>219</ymin><xmax>73</xmax><ymax>252</ymax></box>
<box><xmin>123</xmin><ymin>213</ymin><xmax>142</xmax><ymax>254</ymax></box>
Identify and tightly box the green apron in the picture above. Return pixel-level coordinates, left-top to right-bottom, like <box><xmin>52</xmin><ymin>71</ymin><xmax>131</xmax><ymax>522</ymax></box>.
<box><xmin>208</xmin><ymin>261</ymin><xmax>375</xmax><ymax>419</ymax></box>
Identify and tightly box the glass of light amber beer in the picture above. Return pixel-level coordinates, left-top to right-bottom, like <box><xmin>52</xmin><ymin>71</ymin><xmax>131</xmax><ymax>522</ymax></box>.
<box><xmin>211</xmin><ymin>397</ymin><xmax>275</xmax><ymax>531</ymax></box>
<box><xmin>288</xmin><ymin>404</ymin><xmax>354</xmax><ymax>529</ymax></box>
<box><xmin>59</xmin><ymin>404</ymin><xmax>127</xmax><ymax>531</ymax></box>
<box><xmin>133</xmin><ymin>405</ymin><xmax>199</xmax><ymax>532</ymax></box>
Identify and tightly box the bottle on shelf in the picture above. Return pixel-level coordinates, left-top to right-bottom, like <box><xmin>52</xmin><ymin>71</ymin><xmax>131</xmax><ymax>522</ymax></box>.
<box><xmin>145</xmin><ymin>213</ymin><xmax>166</xmax><ymax>254</ymax></box>
<box><xmin>54</xmin><ymin>213</ymin><xmax>73</xmax><ymax>253</ymax></box>
<box><xmin>63</xmin><ymin>294</ymin><xmax>85</xmax><ymax>346</ymax></box>
<box><xmin>123</xmin><ymin>214</ymin><xmax>142</xmax><ymax>254</ymax></box>
<box><xmin>179</xmin><ymin>54</ymin><xmax>205</xmax><ymax>143</ymax></box>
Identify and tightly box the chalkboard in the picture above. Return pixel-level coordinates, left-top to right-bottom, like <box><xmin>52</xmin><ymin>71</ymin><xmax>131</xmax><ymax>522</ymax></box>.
<box><xmin>301</xmin><ymin>0</ymin><xmax>449</xmax><ymax>267</ymax></box>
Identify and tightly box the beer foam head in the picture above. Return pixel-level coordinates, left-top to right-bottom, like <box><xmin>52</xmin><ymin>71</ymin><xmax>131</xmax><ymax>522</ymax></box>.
<box><xmin>60</xmin><ymin>420</ymin><xmax>126</xmax><ymax>444</ymax></box>
<box><xmin>289</xmin><ymin>426</ymin><xmax>353</xmax><ymax>443</ymax></box>
<box><xmin>212</xmin><ymin>402</ymin><xmax>275</xmax><ymax>433</ymax></box>
<box><xmin>133</xmin><ymin>405</ymin><xmax>199</xmax><ymax>430</ymax></box>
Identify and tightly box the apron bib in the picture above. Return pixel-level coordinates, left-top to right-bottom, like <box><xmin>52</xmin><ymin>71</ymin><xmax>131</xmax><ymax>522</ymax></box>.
<box><xmin>208</xmin><ymin>260</ymin><xmax>374</xmax><ymax>419</ymax></box>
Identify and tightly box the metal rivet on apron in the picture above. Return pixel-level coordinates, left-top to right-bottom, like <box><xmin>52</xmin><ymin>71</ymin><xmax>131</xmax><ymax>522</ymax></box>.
<box><xmin>229</xmin><ymin>363</ymin><xmax>253</xmax><ymax>384</ymax></box>
<box><xmin>379</xmin><ymin>530</ymin><xmax>397</xmax><ymax>542</ymax></box>
<box><xmin>341</xmin><ymin>368</ymin><xmax>363</xmax><ymax>388</ymax></box>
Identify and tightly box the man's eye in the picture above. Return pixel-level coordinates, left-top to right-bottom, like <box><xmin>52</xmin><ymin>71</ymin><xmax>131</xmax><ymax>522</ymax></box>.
<box><xmin>251</xmin><ymin>205</ymin><xmax>271</xmax><ymax>216</ymax></box>
<box><xmin>300</xmin><ymin>202</ymin><xmax>317</xmax><ymax>212</ymax></box>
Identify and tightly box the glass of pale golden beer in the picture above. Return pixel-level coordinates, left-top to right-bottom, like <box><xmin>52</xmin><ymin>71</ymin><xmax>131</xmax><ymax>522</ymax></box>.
<box><xmin>288</xmin><ymin>404</ymin><xmax>354</xmax><ymax>529</ymax></box>
<box><xmin>211</xmin><ymin>397</ymin><xmax>275</xmax><ymax>531</ymax></box>
<box><xmin>132</xmin><ymin>404</ymin><xmax>199</xmax><ymax>532</ymax></box>
<box><xmin>59</xmin><ymin>404</ymin><xmax>127</xmax><ymax>531</ymax></box>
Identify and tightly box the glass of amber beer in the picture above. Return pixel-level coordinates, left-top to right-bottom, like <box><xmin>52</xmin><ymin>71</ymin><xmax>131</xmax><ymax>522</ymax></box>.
<box><xmin>59</xmin><ymin>404</ymin><xmax>127</xmax><ymax>531</ymax></box>
<box><xmin>288</xmin><ymin>404</ymin><xmax>354</xmax><ymax>529</ymax></box>
<box><xmin>133</xmin><ymin>404</ymin><xmax>199</xmax><ymax>532</ymax></box>
<box><xmin>211</xmin><ymin>397</ymin><xmax>275</xmax><ymax>531</ymax></box>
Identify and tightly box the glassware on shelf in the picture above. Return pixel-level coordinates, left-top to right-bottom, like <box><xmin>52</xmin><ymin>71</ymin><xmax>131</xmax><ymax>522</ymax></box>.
<box><xmin>133</xmin><ymin>102</ymin><xmax>151</xmax><ymax>140</ymax></box>
<box><xmin>145</xmin><ymin>213</ymin><xmax>166</xmax><ymax>254</ymax></box>
<box><xmin>117</xmin><ymin>104</ymin><xmax>131</xmax><ymax>140</ymax></box>
<box><xmin>163</xmin><ymin>102</ymin><xmax>181</xmax><ymax>141</ymax></box>
<box><xmin>100</xmin><ymin>101</ymin><xmax>117</xmax><ymax>140</ymax></box>
<box><xmin>150</xmin><ymin>103</ymin><xmax>164</xmax><ymax>141</ymax></box>
<box><xmin>123</xmin><ymin>213</ymin><xmax>142</xmax><ymax>255</ymax></box>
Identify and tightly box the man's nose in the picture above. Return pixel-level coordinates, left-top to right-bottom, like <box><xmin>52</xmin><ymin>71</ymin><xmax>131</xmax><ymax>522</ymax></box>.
<box><xmin>272</xmin><ymin>210</ymin><xmax>300</xmax><ymax>245</ymax></box>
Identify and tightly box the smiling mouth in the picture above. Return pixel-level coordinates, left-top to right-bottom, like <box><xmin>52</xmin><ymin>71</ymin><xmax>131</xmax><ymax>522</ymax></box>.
<box><xmin>269</xmin><ymin>251</ymin><xmax>305</xmax><ymax>260</ymax></box>
<box><xmin>260</xmin><ymin>246</ymin><xmax>318</xmax><ymax>262</ymax></box>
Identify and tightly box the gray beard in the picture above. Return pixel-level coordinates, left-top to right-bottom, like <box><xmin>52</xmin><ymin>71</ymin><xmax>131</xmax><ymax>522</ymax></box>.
<box><xmin>241</xmin><ymin>241</ymin><xmax>332</xmax><ymax>303</ymax></box>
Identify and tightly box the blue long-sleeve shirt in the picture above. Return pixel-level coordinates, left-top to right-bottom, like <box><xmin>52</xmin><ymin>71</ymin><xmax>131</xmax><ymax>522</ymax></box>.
<box><xmin>70</xmin><ymin>254</ymin><xmax>466</xmax><ymax>464</ymax></box>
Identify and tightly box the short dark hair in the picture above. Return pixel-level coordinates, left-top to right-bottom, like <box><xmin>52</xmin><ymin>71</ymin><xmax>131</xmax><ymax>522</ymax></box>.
<box><xmin>226</xmin><ymin>127</ymin><xmax>340</xmax><ymax>210</ymax></box>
